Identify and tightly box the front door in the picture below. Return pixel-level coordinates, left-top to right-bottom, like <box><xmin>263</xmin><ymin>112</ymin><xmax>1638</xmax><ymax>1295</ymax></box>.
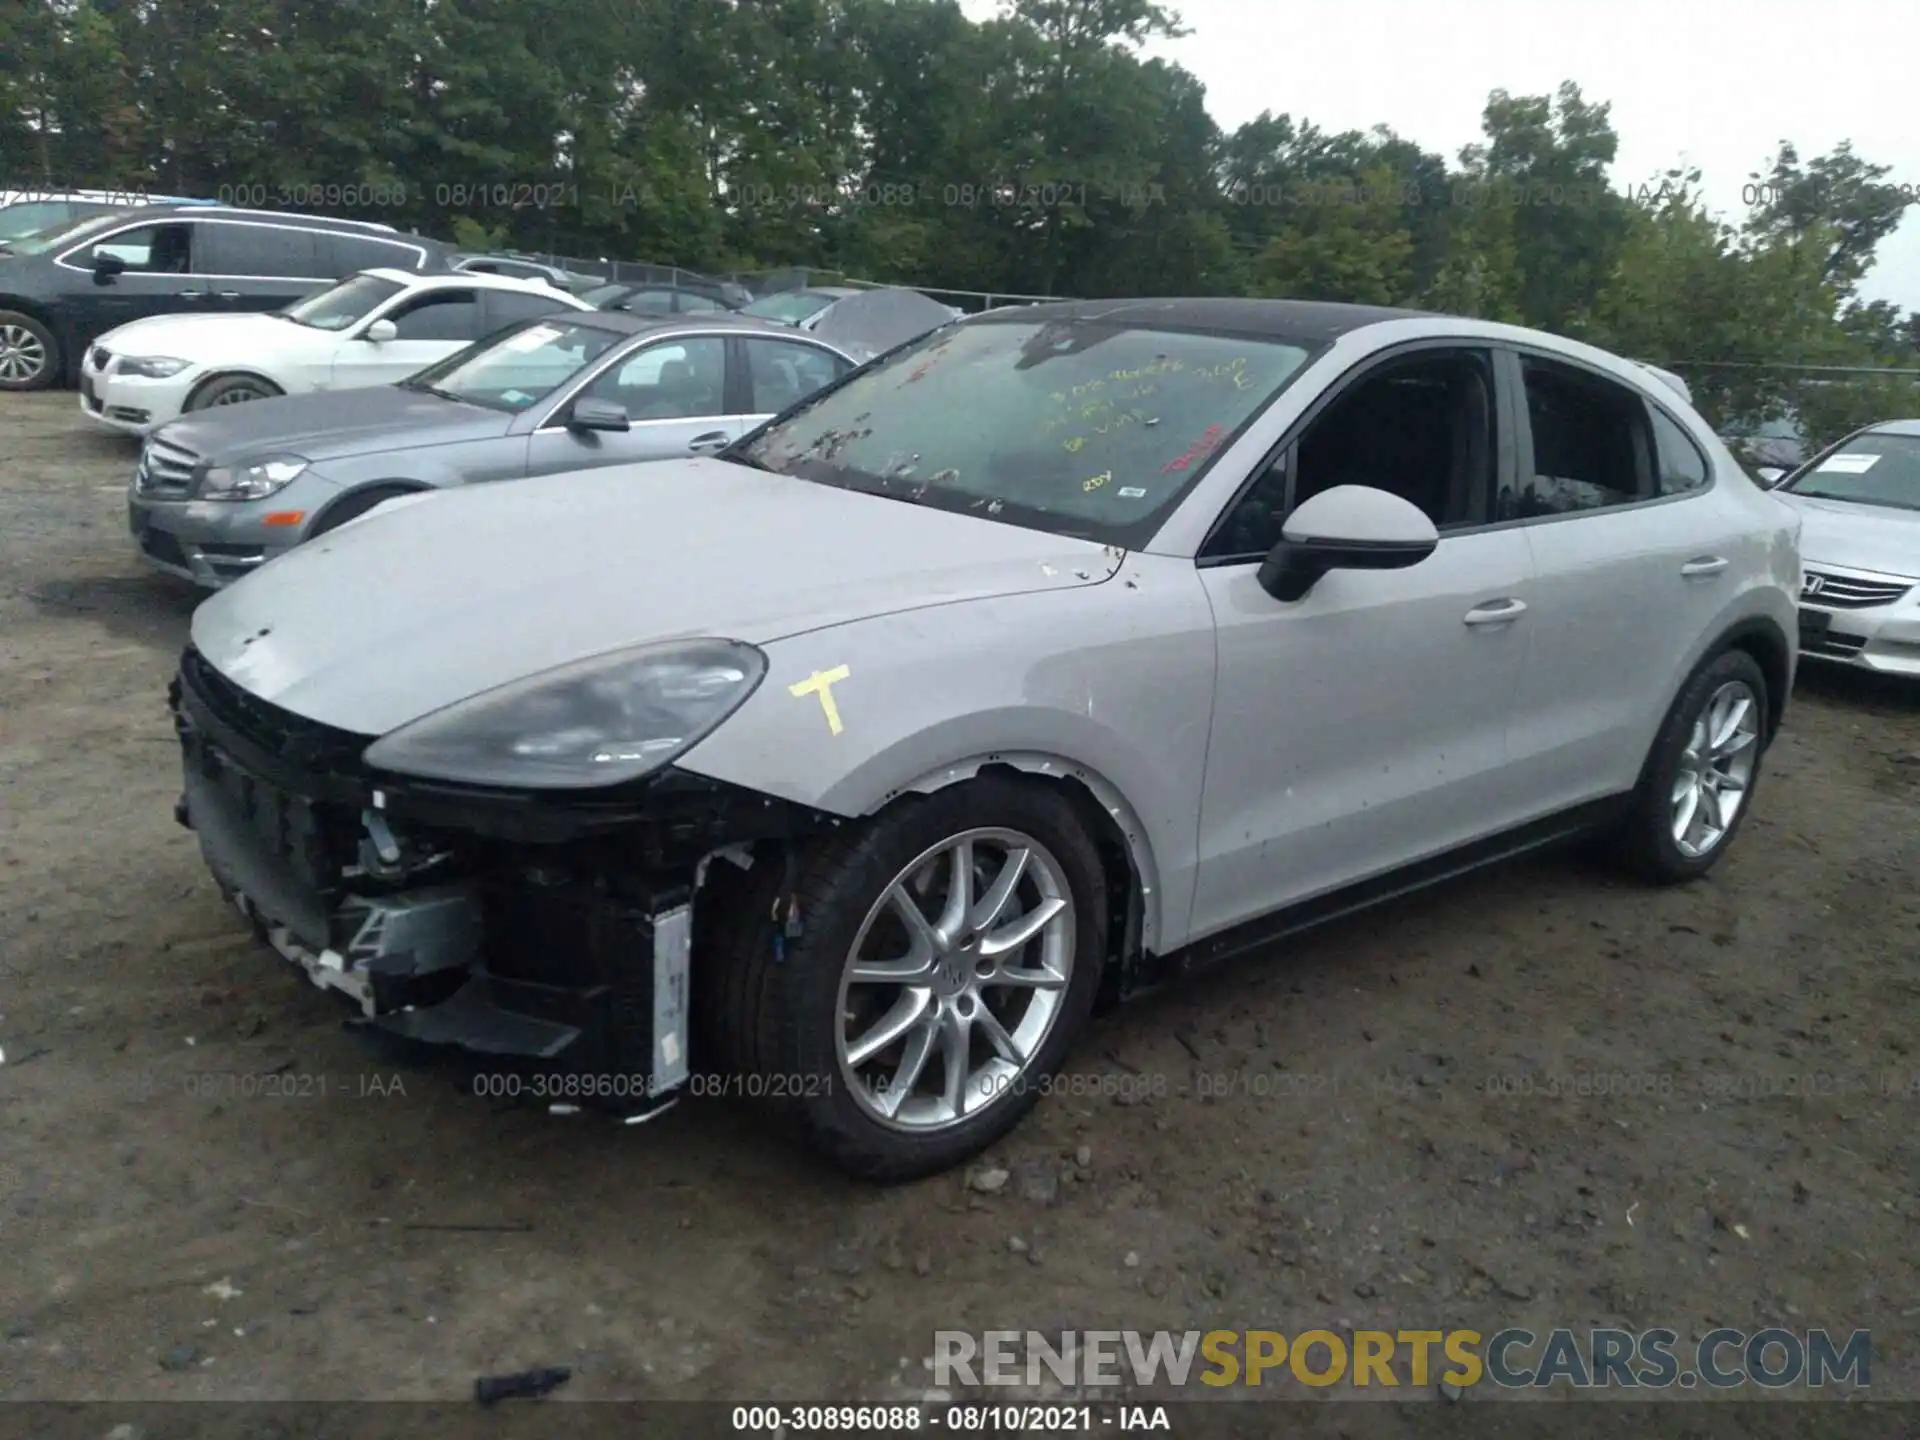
<box><xmin>330</xmin><ymin>287</ymin><xmax>488</xmax><ymax>392</ymax></box>
<box><xmin>523</xmin><ymin>334</ymin><xmax>738</xmax><ymax>474</ymax></box>
<box><xmin>1188</xmin><ymin>346</ymin><xmax>1540</xmax><ymax>939</ymax></box>
<box><xmin>61</xmin><ymin>220</ymin><xmax>207</xmax><ymax>348</ymax></box>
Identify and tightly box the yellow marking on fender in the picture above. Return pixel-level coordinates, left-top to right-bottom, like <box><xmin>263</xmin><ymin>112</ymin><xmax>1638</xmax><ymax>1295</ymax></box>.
<box><xmin>789</xmin><ymin>665</ymin><xmax>851</xmax><ymax>735</ymax></box>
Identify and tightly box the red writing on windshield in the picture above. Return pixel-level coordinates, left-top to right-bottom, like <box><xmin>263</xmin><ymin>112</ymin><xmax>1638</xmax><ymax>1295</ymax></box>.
<box><xmin>1161</xmin><ymin>424</ymin><xmax>1226</xmax><ymax>474</ymax></box>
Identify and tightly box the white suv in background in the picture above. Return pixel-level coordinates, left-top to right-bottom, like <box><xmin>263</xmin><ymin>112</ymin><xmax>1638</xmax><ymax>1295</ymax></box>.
<box><xmin>79</xmin><ymin>270</ymin><xmax>595</xmax><ymax>435</ymax></box>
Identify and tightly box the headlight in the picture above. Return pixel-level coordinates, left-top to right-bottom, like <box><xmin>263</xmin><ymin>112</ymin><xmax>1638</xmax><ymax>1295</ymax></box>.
<box><xmin>117</xmin><ymin>355</ymin><xmax>192</xmax><ymax>378</ymax></box>
<box><xmin>201</xmin><ymin>455</ymin><xmax>309</xmax><ymax>501</ymax></box>
<box><xmin>362</xmin><ymin>639</ymin><xmax>768</xmax><ymax>789</ymax></box>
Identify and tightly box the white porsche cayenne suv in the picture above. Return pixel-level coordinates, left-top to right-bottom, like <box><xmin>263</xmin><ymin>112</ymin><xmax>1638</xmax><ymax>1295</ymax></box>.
<box><xmin>80</xmin><ymin>269</ymin><xmax>594</xmax><ymax>435</ymax></box>
<box><xmin>165</xmin><ymin>298</ymin><xmax>1802</xmax><ymax>1179</ymax></box>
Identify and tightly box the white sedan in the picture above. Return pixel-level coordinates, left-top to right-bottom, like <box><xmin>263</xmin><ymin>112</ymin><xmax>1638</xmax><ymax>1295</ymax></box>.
<box><xmin>79</xmin><ymin>269</ymin><xmax>595</xmax><ymax>436</ymax></box>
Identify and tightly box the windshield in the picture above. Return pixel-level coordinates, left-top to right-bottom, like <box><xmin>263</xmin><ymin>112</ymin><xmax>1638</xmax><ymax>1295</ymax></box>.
<box><xmin>736</xmin><ymin>316</ymin><xmax>1318</xmax><ymax>542</ymax></box>
<box><xmin>281</xmin><ymin>272</ymin><xmax>406</xmax><ymax>330</ymax></box>
<box><xmin>400</xmin><ymin>317</ymin><xmax>621</xmax><ymax>412</ymax></box>
<box><xmin>0</xmin><ymin>200</ymin><xmax>116</xmax><ymax>242</ymax></box>
<box><xmin>3</xmin><ymin>208</ymin><xmax>129</xmax><ymax>256</ymax></box>
<box><xmin>1783</xmin><ymin>431</ymin><xmax>1920</xmax><ymax>512</ymax></box>
<box><xmin>742</xmin><ymin>291</ymin><xmax>838</xmax><ymax>325</ymax></box>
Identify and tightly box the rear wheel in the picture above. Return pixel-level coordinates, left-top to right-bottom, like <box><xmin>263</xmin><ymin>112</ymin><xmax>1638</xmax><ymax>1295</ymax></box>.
<box><xmin>1614</xmin><ymin>649</ymin><xmax>1769</xmax><ymax>883</ymax></box>
<box><xmin>186</xmin><ymin>374</ymin><xmax>283</xmax><ymax>410</ymax></box>
<box><xmin>700</xmin><ymin>777</ymin><xmax>1107</xmax><ymax>1181</ymax></box>
<box><xmin>0</xmin><ymin>311</ymin><xmax>58</xmax><ymax>391</ymax></box>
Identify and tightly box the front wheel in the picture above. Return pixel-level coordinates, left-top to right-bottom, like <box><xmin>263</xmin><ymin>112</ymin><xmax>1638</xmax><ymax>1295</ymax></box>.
<box><xmin>702</xmin><ymin>777</ymin><xmax>1108</xmax><ymax>1181</ymax></box>
<box><xmin>1614</xmin><ymin>648</ymin><xmax>1769</xmax><ymax>883</ymax></box>
<box><xmin>186</xmin><ymin>374</ymin><xmax>283</xmax><ymax>410</ymax></box>
<box><xmin>0</xmin><ymin>311</ymin><xmax>59</xmax><ymax>391</ymax></box>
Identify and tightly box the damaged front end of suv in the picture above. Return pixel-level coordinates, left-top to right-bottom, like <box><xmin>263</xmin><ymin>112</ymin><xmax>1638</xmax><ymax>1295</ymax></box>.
<box><xmin>168</xmin><ymin>641</ymin><xmax>843</xmax><ymax>1122</ymax></box>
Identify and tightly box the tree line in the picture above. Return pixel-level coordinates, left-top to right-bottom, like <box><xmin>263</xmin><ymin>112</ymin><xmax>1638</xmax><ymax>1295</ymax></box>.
<box><xmin>5</xmin><ymin>0</ymin><xmax>1919</xmax><ymax>445</ymax></box>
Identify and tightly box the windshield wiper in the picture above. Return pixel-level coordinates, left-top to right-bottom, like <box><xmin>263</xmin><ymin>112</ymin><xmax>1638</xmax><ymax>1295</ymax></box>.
<box><xmin>400</xmin><ymin>379</ymin><xmax>462</xmax><ymax>402</ymax></box>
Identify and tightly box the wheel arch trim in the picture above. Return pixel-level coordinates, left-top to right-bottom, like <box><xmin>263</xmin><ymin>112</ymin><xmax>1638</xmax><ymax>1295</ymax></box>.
<box><xmin>867</xmin><ymin>750</ymin><xmax>1164</xmax><ymax>956</ymax></box>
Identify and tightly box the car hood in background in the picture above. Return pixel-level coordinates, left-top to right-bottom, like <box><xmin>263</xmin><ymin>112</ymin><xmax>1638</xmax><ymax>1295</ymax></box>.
<box><xmin>93</xmin><ymin>311</ymin><xmax>314</xmax><ymax>360</ymax></box>
<box><xmin>153</xmin><ymin>384</ymin><xmax>513</xmax><ymax>462</ymax></box>
<box><xmin>805</xmin><ymin>288</ymin><xmax>956</xmax><ymax>360</ymax></box>
<box><xmin>190</xmin><ymin>458</ymin><xmax>1125</xmax><ymax>734</ymax></box>
<box><xmin>1779</xmin><ymin>493</ymin><xmax>1920</xmax><ymax>578</ymax></box>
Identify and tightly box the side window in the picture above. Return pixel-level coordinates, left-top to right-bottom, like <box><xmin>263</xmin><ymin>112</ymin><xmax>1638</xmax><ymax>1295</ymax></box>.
<box><xmin>580</xmin><ymin>337</ymin><xmax>727</xmax><ymax>419</ymax></box>
<box><xmin>744</xmin><ymin>338</ymin><xmax>848</xmax><ymax>414</ymax></box>
<box><xmin>89</xmin><ymin>222</ymin><xmax>193</xmax><ymax>273</ymax></box>
<box><xmin>1505</xmin><ymin>356</ymin><xmax>1655</xmax><ymax>518</ymax></box>
<box><xmin>677</xmin><ymin>291</ymin><xmax>725</xmax><ymax>312</ymax></box>
<box><xmin>1207</xmin><ymin>349</ymin><xmax>1496</xmax><ymax>559</ymax></box>
<box><xmin>1649</xmin><ymin>404</ymin><xmax>1711</xmax><ymax>495</ymax></box>
<box><xmin>385</xmin><ymin>289</ymin><xmax>482</xmax><ymax>341</ymax></box>
<box><xmin>194</xmin><ymin>222</ymin><xmax>323</xmax><ymax>278</ymax></box>
<box><xmin>618</xmin><ymin>289</ymin><xmax>679</xmax><ymax>315</ymax></box>
<box><xmin>484</xmin><ymin>290</ymin><xmax>572</xmax><ymax>328</ymax></box>
<box><xmin>324</xmin><ymin>234</ymin><xmax>426</xmax><ymax>275</ymax></box>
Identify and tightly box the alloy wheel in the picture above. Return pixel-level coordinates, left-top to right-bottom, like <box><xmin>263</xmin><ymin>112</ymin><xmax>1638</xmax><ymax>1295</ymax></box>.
<box><xmin>210</xmin><ymin>384</ymin><xmax>269</xmax><ymax>405</ymax></box>
<box><xmin>1670</xmin><ymin>679</ymin><xmax>1759</xmax><ymax>859</ymax></box>
<box><xmin>0</xmin><ymin>324</ymin><xmax>48</xmax><ymax>383</ymax></box>
<box><xmin>836</xmin><ymin>828</ymin><xmax>1076</xmax><ymax>1132</ymax></box>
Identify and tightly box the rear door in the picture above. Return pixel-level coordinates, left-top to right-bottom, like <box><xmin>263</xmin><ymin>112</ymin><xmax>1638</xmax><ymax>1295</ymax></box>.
<box><xmin>737</xmin><ymin>334</ymin><xmax>854</xmax><ymax>426</ymax></box>
<box><xmin>1495</xmin><ymin>347</ymin><xmax>1738</xmax><ymax>811</ymax></box>
<box><xmin>329</xmin><ymin>286</ymin><xmax>488</xmax><ymax>390</ymax></box>
<box><xmin>522</xmin><ymin>333</ymin><xmax>733</xmax><ymax>473</ymax></box>
<box><xmin>193</xmin><ymin>219</ymin><xmax>331</xmax><ymax>312</ymax></box>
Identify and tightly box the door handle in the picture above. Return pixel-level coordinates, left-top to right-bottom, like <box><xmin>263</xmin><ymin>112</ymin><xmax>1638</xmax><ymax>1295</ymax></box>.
<box><xmin>1463</xmin><ymin>598</ymin><xmax>1528</xmax><ymax>626</ymax></box>
<box><xmin>1681</xmin><ymin>555</ymin><xmax>1729</xmax><ymax>577</ymax></box>
<box><xmin>686</xmin><ymin>431</ymin><xmax>731</xmax><ymax>453</ymax></box>
<box><xmin>175</xmin><ymin>290</ymin><xmax>206</xmax><ymax>299</ymax></box>
<box><xmin>211</xmin><ymin>290</ymin><xmax>241</xmax><ymax>300</ymax></box>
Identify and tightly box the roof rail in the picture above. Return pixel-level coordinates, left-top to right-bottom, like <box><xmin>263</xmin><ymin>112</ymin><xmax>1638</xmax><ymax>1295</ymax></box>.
<box><xmin>188</xmin><ymin>206</ymin><xmax>400</xmax><ymax>233</ymax></box>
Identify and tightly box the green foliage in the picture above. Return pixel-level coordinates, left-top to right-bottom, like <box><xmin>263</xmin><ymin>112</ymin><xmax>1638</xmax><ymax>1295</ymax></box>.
<box><xmin>4</xmin><ymin>0</ymin><xmax>1913</xmax><ymax>431</ymax></box>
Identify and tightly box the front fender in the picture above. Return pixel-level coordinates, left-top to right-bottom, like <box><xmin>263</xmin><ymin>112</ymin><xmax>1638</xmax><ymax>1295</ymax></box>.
<box><xmin>674</xmin><ymin>556</ymin><xmax>1218</xmax><ymax>954</ymax></box>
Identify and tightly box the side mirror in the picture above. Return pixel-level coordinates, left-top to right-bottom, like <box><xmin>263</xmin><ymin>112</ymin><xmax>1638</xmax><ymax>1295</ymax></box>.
<box><xmin>1256</xmin><ymin>485</ymin><xmax>1440</xmax><ymax>602</ymax></box>
<box><xmin>568</xmin><ymin>397</ymin><xmax>630</xmax><ymax>433</ymax></box>
<box><xmin>1755</xmin><ymin>466</ymin><xmax>1786</xmax><ymax>486</ymax></box>
<box><xmin>92</xmin><ymin>250</ymin><xmax>126</xmax><ymax>282</ymax></box>
<box><xmin>363</xmin><ymin>318</ymin><xmax>398</xmax><ymax>343</ymax></box>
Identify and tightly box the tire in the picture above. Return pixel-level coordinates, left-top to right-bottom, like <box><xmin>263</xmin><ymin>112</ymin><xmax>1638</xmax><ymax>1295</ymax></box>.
<box><xmin>0</xmin><ymin>310</ymin><xmax>60</xmax><ymax>392</ymax></box>
<box><xmin>185</xmin><ymin>374</ymin><xmax>283</xmax><ymax>410</ymax></box>
<box><xmin>308</xmin><ymin>486</ymin><xmax>415</xmax><ymax>537</ymax></box>
<box><xmin>1613</xmin><ymin>648</ymin><xmax>1770</xmax><ymax>884</ymax></box>
<box><xmin>698</xmin><ymin>776</ymin><xmax>1108</xmax><ymax>1181</ymax></box>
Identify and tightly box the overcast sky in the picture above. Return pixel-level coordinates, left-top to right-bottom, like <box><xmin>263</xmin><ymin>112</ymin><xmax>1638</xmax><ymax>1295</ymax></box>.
<box><xmin>966</xmin><ymin>0</ymin><xmax>1920</xmax><ymax>309</ymax></box>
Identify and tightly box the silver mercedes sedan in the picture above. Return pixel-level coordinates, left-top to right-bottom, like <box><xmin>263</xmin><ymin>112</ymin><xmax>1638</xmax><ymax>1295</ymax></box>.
<box><xmin>1770</xmin><ymin>419</ymin><xmax>1920</xmax><ymax>676</ymax></box>
<box><xmin>126</xmin><ymin>311</ymin><xmax>859</xmax><ymax>588</ymax></box>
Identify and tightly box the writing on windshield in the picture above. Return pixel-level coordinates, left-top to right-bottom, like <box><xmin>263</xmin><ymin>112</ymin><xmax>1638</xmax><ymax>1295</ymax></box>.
<box><xmin>742</xmin><ymin>318</ymin><xmax>1313</xmax><ymax>542</ymax></box>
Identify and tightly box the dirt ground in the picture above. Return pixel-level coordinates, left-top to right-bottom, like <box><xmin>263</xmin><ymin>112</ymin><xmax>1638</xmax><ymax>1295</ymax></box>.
<box><xmin>2</xmin><ymin>390</ymin><xmax>1917</xmax><ymax>1418</ymax></box>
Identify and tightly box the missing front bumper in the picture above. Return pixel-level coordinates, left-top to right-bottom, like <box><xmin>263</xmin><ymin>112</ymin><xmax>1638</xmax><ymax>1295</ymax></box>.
<box><xmin>178</xmin><ymin>737</ymin><xmax>694</xmax><ymax>1115</ymax></box>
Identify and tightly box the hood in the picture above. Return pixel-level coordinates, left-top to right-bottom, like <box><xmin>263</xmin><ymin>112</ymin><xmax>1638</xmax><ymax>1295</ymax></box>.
<box><xmin>154</xmin><ymin>384</ymin><xmax>512</xmax><ymax>463</ymax></box>
<box><xmin>191</xmin><ymin>458</ymin><xmax>1124</xmax><ymax>734</ymax></box>
<box><xmin>806</xmin><ymin>288</ymin><xmax>955</xmax><ymax>360</ymax></box>
<box><xmin>94</xmin><ymin>310</ymin><xmax>300</xmax><ymax>359</ymax></box>
<box><xmin>1779</xmin><ymin>493</ymin><xmax>1920</xmax><ymax>579</ymax></box>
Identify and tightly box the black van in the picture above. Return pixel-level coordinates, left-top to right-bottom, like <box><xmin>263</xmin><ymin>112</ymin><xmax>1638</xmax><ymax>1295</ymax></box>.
<box><xmin>0</xmin><ymin>205</ymin><xmax>459</xmax><ymax>391</ymax></box>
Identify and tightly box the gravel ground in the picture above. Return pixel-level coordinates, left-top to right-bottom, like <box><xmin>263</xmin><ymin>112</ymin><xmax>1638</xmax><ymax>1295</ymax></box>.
<box><xmin>1</xmin><ymin>391</ymin><xmax>1916</xmax><ymax>1421</ymax></box>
